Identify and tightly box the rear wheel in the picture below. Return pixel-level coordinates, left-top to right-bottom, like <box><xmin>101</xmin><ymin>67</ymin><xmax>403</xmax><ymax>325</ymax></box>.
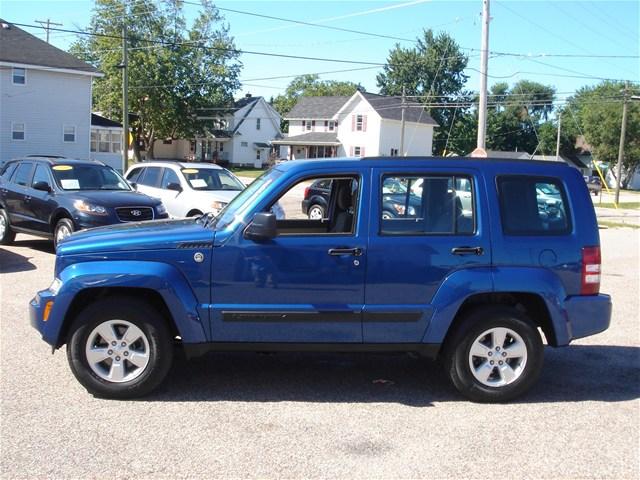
<box><xmin>307</xmin><ymin>204</ymin><xmax>325</xmax><ymax>220</ymax></box>
<box><xmin>444</xmin><ymin>305</ymin><xmax>543</xmax><ymax>402</ymax></box>
<box><xmin>187</xmin><ymin>209</ymin><xmax>203</xmax><ymax>217</ymax></box>
<box><xmin>53</xmin><ymin>218</ymin><xmax>74</xmax><ymax>248</ymax></box>
<box><xmin>0</xmin><ymin>209</ymin><xmax>16</xmax><ymax>245</ymax></box>
<box><xmin>66</xmin><ymin>298</ymin><xmax>174</xmax><ymax>399</ymax></box>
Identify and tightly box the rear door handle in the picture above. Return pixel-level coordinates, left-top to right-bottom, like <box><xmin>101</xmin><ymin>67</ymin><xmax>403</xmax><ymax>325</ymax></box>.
<box><xmin>451</xmin><ymin>246</ymin><xmax>484</xmax><ymax>256</ymax></box>
<box><xmin>328</xmin><ymin>247</ymin><xmax>363</xmax><ymax>256</ymax></box>
<box><xmin>24</xmin><ymin>195</ymin><xmax>31</xmax><ymax>202</ymax></box>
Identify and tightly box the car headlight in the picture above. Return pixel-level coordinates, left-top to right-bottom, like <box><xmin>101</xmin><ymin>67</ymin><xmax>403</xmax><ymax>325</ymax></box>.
<box><xmin>48</xmin><ymin>278</ymin><xmax>62</xmax><ymax>295</ymax></box>
<box><xmin>211</xmin><ymin>201</ymin><xmax>228</xmax><ymax>215</ymax></box>
<box><xmin>156</xmin><ymin>203</ymin><xmax>167</xmax><ymax>215</ymax></box>
<box><xmin>392</xmin><ymin>204</ymin><xmax>415</xmax><ymax>216</ymax></box>
<box><xmin>73</xmin><ymin>200</ymin><xmax>108</xmax><ymax>215</ymax></box>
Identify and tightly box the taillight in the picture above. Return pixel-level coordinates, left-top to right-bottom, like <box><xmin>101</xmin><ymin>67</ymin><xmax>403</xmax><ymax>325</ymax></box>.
<box><xmin>304</xmin><ymin>187</ymin><xmax>310</xmax><ymax>198</ymax></box>
<box><xmin>581</xmin><ymin>246</ymin><xmax>601</xmax><ymax>295</ymax></box>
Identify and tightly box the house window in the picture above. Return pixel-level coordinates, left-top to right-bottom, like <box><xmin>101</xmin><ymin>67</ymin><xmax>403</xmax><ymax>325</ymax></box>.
<box><xmin>241</xmin><ymin>141</ymin><xmax>248</xmax><ymax>147</ymax></box>
<box><xmin>63</xmin><ymin>125</ymin><xmax>76</xmax><ymax>143</ymax></box>
<box><xmin>305</xmin><ymin>120</ymin><xmax>312</xmax><ymax>131</ymax></box>
<box><xmin>256</xmin><ymin>118</ymin><xmax>261</xmax><ymax>130</ymax></box>
<box><xmin>111</xmin><ymin>132</ymin><xmax>122</xmax><ymax>153</ymax></box>
<box><xmin>162</xmin><ymin>139</ymin><xmax>173</xmax><ymax>145</ymax></box>
<box><xmin>356</xmin><ymin>115</ymin><xmax>364</xmax><ymax>131</ymax></box>
<box><xmin>329</xmin><ymin>121</ymin><xmax>335</xmax><ymax>131</ymax></box>
<box><xmin>256</xmin><ymin>150</ymin><xmax>261</xmax><ymax>160</ymax></box>
<box><xmin>99</xmin><ymin>131</ymin><xmax>110</xmax><ymax>152</ymax></box>
<box><xmin>11</xmin><ymin>122</ymin><xmax>25</xmax><ymax>141</ymax></box>
<box><xmin>354</xmin><ymin>146</ymin><xmax>361</xmax><ymax>156</ymax></box>
<box><xmin>90</xmin><ymin>131</ymin><xmax>98</xmax><ymax>152</ymax></box>
<box><xmin>390</xmin><ymin>148</ymin><xmax>399</xmax><ymax>156</ymax></box>
<box><xmin>12</xmin><ymin>68</ymin><xmax>26</xmax><ymax>85</ymax></box>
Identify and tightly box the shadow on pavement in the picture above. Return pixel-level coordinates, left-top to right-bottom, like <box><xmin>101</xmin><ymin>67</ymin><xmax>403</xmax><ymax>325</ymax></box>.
<box><xmin>0</xmin><ymin>247</ymin><xmax>38</xmax><ymax>273</ymax></box>
<box><xmin>11</xmin><ymin>238</ymin><xmax>55</xmax><ymax>255</ymax></box>
<box><xmin>146</xmin><ymin>345</ymin><xmax>640</xmax><ymax>405</ymax></box>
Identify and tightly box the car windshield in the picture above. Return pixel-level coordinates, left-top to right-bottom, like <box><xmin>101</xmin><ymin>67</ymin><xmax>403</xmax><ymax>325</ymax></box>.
<box><xmin>383</xmin><ymin>178</ymin><xmax>408</xmax><ymax>194</ymax></box>
<box><xmin>51</xmin><ymin>164</ymin><xmax>131</xmax><ymax>191</ymax></box>
<box><xmin>211</xmin><ymin>168</ymin><xmax>283</xmax><ymax>230</ymax></box>
<box><xmin>181</xmin><ymin>168</ymin><xmax>244</xmax><ymax>191</ymax></box>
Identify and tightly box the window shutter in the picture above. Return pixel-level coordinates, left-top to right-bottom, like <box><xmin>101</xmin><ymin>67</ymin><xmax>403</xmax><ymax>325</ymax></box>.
<box><xmin>363</xmin><ymin>115</ymin><xmax>367</xmax><ymax>132</ymax></box>
<box><xmin>349</xmin><ymin>146</ymin><xmax>354</xmax><ymax>156</ymax></box>
<box><xmin>302</xmin><ymin>120</ymin><xmax>305</xmax><ymax>128</ymax></box>
<box><xmin>361</xmin><ymin>146</ymin><xmax>365</xmax><ymax>157</ymax></box>
<box><xmin>351</xmin><ymin>115</ymin><xmax>355</xmax><ymax>131</ymax></box>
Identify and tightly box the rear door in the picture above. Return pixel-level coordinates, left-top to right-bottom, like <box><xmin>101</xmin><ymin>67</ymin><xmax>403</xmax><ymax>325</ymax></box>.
<box><xmin>363</xmin><ymin>167</ymin><xmax>491</xmax><ymax>343</ymax></box>
<box><xmin>5</xmin><ymin>162</ymin><xmax>34</xmax><ymax>229</ymax></box>
<box><xmin>26</xmin><ymin>163</ymin><xmax>57</xmax><ymax>233</ymax></box>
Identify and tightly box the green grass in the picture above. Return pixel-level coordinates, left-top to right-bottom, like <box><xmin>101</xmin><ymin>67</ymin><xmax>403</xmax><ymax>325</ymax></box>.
<box><xmin>596</xmin><ymin>202</ymin><xmax>640</xmax><ymax>210</ymax></box>
<box><xmin>229</xmin><ymin>167</ymin><xmax>266</xmax><ymax>179</ymax></box>
<box><xmin>598</xmin><ymin>220</ymin><xmax>640</xmax><ymax>229</ymax></box>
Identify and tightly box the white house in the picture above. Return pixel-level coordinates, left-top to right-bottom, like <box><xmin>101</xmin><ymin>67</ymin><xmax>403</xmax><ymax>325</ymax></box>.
<box><xmin>0</xmin><ymin>20</ymin><xmax>102</xmax><ymax>160</ymax></box>
<box><xmin>153</xmin><ymin>94</ymin><xmax>282</xmax><ymax>168</ymax></box>
<box><xmin>272</xmin><ymin>91</ymin><xmax>438</xmax><ymax>159</ymax></box>
<box><xmin>90</xmin><ymin>113</ymin><xmax>124</xmax><ymax>170</ymax></box>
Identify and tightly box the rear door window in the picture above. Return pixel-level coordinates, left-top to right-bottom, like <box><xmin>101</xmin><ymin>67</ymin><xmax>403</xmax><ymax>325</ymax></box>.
<box><xmin>380</xmin><ymin>174</ymin><xmax>475</xmax><ymax>235</ymax></box>
<box><xmin>12</xmin><ymin>162</ymin><xmax>34</xmax><ymax>186</ymax></box>
<box><xmin>497</xmin><ymin>176</ymin><xmax>571</xmax><ymax>235</ymax></box>
<box><xmin>138</xmin><ymin>167</ymin><xmax>162</xmax><ymax>187</ymax></box>
<box><xmin>1</xmin><ymin>162</ymin><xmax>17</xmax><ymax>180</ymax></box>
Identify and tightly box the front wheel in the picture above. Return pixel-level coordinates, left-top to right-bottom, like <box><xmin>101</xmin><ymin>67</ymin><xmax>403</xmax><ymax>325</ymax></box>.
<box><xmin>53</xmin><ymin>218</ymin><xmax>74</xmax><ymax>248</ymax></box>
<box><xmin>444</xmin><ymin>305</ymin><xmax>543</xmax><ymax>402</ymax></box>
<box><xmin>67</xmin><ymin>298</ymin><xmax>173</xmax><ymax>399</ymax></box>
<box><xmin>307</xmin><ymin>204</ymin><xmax>325</xmax><ymax>220</ymax></box>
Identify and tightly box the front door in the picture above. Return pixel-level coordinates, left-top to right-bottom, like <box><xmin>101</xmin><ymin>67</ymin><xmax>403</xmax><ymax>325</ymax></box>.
<box><xmin>210</xmin><ymin>172</ymin><xmax>367</xmax><ymax>343</ymax></box>
<box><xmin>363</xmin><ymin>168</ymin><xmax>491</xmax><ymax>343</ymax></box>
<box><xmin>26</xmin><ymin>163</ymin><xmax>57</xmax><ymax>233</ymax></box>
<box><xmin>5</xmin><ymin>161</ymin><xmax>34</xmax><ymax>229</ymax></box>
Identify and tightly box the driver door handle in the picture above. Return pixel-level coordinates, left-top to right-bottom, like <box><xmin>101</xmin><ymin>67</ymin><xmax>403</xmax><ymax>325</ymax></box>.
<box><xmin>328</xmin><ymin>247</ymin><xmax>363</xmax><ymax>256</ymax></box>
<box><xmin>451</xmin><ymin>246</ymin><xmax>484</xmax><ymax>256</ymax></box>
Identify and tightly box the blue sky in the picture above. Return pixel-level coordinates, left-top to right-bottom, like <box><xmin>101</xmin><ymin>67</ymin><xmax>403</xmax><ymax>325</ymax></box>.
<box><xmin>2</xmin><ymin>0</ymin><xmax>638</xmax><ymax>102</ymax></box>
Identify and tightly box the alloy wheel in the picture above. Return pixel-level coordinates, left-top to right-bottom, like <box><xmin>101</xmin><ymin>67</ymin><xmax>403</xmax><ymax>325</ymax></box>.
<box><xmin>468</xmin><ymin>327</ymin><xmax>528</xmax><ymax>387</ymax></box>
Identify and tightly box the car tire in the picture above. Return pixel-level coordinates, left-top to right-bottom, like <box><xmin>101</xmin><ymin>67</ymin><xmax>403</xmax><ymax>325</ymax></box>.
<box><xmin>444</xmin><ymin>305</ymin><xmax>543</xmax><ymax>403</ymax></box>
<box><xmin>53</xmin><ymin>218</ymin><xmax>74</xmax><ymax>248</ymax></box>
<box><xmin>0</xmin><ymin>209</ymin><xmax>16</xmax><ymax>245</ymax></box>
<box><xmin>187</xmin><ymin>210</ymin><xmax>203</xmax><ymax>217</ymax></box>
<box><xmin>307</xmin><ymin>204</ymin><xmax>325</xmax><ymax>220</ymax></box>
<box><xmin>66</xmin><ymin>297</ymin><xmax>174</xmax><ymax>399</ymax></box>
<box><xmin>382</xmin><ymin>210</ymin><xmax>395</xmax><ymax>219</ymax></box>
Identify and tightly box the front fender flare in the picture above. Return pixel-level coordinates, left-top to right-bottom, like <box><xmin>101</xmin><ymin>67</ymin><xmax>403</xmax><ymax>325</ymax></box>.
<box><xmin>42</xmin><ymin>260</ymin><xmax>208</xmax><ymax>346</ymax></box>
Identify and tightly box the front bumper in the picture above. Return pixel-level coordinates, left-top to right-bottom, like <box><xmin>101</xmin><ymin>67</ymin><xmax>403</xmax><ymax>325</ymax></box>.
<box><xmin>565</xmin><ymin>293</ymin><xmax>612</xmax><ymax>341</ymax></box>
<box><xmin>29</xmin><ymin>289</ymin><xmax>58</xmax><ymax>346</ymax></box>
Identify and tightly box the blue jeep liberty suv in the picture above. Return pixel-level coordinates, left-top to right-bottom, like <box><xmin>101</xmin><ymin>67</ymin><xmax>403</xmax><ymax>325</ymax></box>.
<box><xmin>29</xmin><ymin>157</ymin><xmax>612</xmax><ymax>402</ymax></box>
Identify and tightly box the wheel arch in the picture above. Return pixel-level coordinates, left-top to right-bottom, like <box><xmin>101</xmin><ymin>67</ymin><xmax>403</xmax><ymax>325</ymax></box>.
<box><xmin>50</xmin><ymin>208</ymin><xmax>74</xmax><ymax>232</ymax></box>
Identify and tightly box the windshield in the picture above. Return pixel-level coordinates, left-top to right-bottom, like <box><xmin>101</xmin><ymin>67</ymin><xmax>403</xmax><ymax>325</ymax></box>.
<box><xmin>212</xmin><ymin>168</ymin><xmax>283</xmax><ymax>230</ymax></box>
<box><xmin>181</xmin><ymin>168</ymin><xmax>245</xmax><ymax>191</ymax></box>
<box><xmin>51</xmin><ymin>164</ymin><xmax>131</xmax><ymax>191</ymax></box>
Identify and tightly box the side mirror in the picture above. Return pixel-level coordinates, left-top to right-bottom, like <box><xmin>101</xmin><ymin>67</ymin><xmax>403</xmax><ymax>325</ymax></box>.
<box><xmin>244</xmin><ymin>212</ymin><xmax>277</xmax><ymax>242</ymax></box>
<box><xmin>167</xmin><ymin>182</ymin><xmax>183</xmax><ymax>192</ymax></box>
<box><xmin>32</xmin><ymin>181</ymin><xmax>51</xmax><ymax>192</ymax></box>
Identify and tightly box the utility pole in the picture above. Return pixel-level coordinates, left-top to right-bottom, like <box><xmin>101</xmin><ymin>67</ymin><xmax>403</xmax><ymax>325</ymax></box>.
<box><xmin>122</xmin><ymin>20</ymin><xmax>129</xmax><ymax>172</ymax></box>
<box><xmin>476</xmin><ymin>0</ymin><xmax>490</xmax><ymax>151</ymax></box>
<box><xmin>614</xmin><ymin>82</ymin><xmax>629</xmax><ymax>205</ymax></box>
<box><xmin>555</xmin><ymin>112</ymin><xmax>562</xmax><ymax>161</ymax></box>
<box><xmin>35</xmin><ymin>19</ymin><xmax>63</xmax><ymax>43</ymax></box>
<box><xmin>400</xmin><ymin>86</ymin><xmax>406</xmax><ymax>156</ymax></box>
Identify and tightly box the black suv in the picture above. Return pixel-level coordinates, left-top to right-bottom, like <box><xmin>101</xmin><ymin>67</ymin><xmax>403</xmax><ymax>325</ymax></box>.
<box><xmin>301</xmin><ymin>177</ymin><xmax>422</xmax><ymax>219</ymax></box>
<box><xmin>0</xmin><ymin>157</ymin><xmax>168</xmax><ymax>247</ymax></box>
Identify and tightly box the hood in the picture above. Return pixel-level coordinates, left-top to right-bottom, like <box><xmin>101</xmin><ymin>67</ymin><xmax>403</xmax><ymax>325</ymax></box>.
<box><xmin>57</xmin><ymin>218</ymin><xmax>214</xmax><ymax>256</ymax></box>
<box><xmin>65</xmin><ymin>190</ymin><xmax>161</xmax><ymax>207</ymax></box>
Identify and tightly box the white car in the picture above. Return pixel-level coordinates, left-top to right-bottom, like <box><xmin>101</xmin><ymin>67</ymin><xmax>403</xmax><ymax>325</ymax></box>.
<box><xmin>124</xmin><ymin>161</ymin><xmax>245</xmax><ymax>218</ymax></box>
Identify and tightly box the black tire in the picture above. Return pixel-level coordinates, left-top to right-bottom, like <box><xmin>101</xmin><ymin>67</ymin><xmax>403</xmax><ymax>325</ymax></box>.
<box><xmin>187</xmin><ymin>209</ymin><xmax>203</xmax><ymax>217</ymax></box>
<box><xmin>0</xmin><ymin>209</ymin><xmax>16</xmax><ymax>245</ymax></box>
<box><xmin>444</xmin><ymin>305</ymin><xmax>543</xmax><ymax>403</ymax></box>
<box><xmin>53</xmin><ymin>218</ymin><xmax>74</xmax><ymax>248</ymax></box>
<box><xmin>381</xmin><ymin>210</ymin><xmax>395</xmax><ymax>219</ymax></box>
<box><xmin>307</xmin><ymin>204</ymin><xmax>325</xmax><ymax>220</ymax></box>
<box><xmin>66</xmin><ymin>297</ymin><xmax>174</xmax><ymax>399</ymax></box>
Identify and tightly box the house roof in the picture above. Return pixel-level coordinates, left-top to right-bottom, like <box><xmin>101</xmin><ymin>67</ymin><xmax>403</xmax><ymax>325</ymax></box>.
<box><xmin>484</xmin><ymin>150</ymin><xmax>531</xmax><ymax>160</ymax></box>
<box><xmin>360</xmin><ymin>92</ymin><xmax>438</xmax><ymax>126</ymax></box>
<box><xmin>0</xmin><ymin>20</ymin><xmax>100</xmax><ymax>74</ymax></box>
<box><xmin>234</xmin><ymin>95</ymin><xmax>260</xmax><ymax>109</ymax></box>
<box><xmin>271</xmin><ymin>132</ymin><xmax>340</xmax><ymax>146</ymax></box>
<box><xmin>285</xmin><ymin>96</ymin><xmax>351</xmax><ymax>120</ymax></box>
<box><xmin>91</xmin><ymin>113</ymin><xmax>122</xmax><ymax>128</ymax></box>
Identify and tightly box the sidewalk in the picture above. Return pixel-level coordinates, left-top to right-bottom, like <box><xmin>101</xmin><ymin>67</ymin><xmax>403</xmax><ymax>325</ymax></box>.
<box><xmin>595</xmin><ymin>206</ymin><xmax>640</xmax><ymax>227</ymax></box>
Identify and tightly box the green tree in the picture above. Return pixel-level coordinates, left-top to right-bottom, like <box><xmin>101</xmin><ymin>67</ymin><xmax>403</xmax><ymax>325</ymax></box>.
<box><xmin>270</xmin><ymin>74</ymin><xmax>362</xmax><ymax>130</ymax></box>
<box><xmin>376</xmin><ymin>29</ymin><xmax>469</xmax><ymax>154</ymax></box>
<box><xmin>567</xmin><ymin>81</ymin><xmax>640</xmax><ymax>182</ymax></box>
<box><xmin>70</xmin><ymin>0</ymin><xmax>241</xmax><ymax>160</ymax></box>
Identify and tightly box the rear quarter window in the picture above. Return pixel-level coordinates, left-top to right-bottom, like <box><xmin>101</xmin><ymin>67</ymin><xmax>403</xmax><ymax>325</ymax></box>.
<box><xmin>497</xmin><ymin>176</ymin><xmax>571</xmax><ymax>235</ymax></box>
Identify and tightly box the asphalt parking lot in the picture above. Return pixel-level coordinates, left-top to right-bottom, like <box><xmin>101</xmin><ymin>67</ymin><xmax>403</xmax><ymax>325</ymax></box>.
<box><xmin>1</xmin><ymin>227</ymin><xmax>638</xmax><ymax>479</ymax></box>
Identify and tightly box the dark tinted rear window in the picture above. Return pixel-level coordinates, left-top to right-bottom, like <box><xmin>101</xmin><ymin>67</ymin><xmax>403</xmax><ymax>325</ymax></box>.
<box><xmin>1</xmin><ymin>162</ymin><xmax>17</xmax><ymax>179</ymax></box>
<box><xmin>497</xmin><ymin>176</ymin><xmax>571</xmax><ymax>235</ymax></box>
